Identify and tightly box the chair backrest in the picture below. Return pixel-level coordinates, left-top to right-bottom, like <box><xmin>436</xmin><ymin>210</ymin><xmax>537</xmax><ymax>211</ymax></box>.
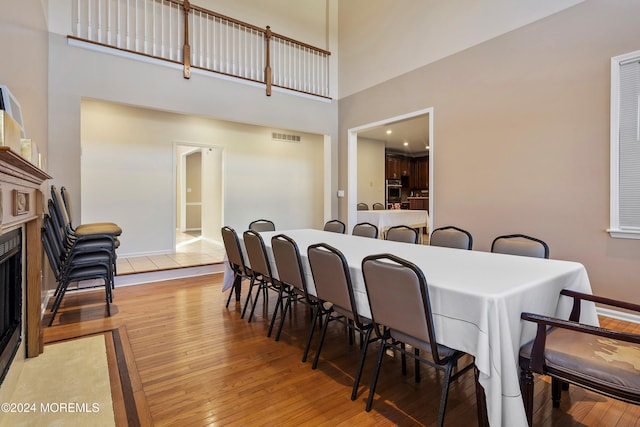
<box><xmin>307</xmin><ymin>243</ymin><xmax>364</xmax><ymax>327</ymax></box>
<box><xmin>352</xmin><ymin>222</ymin><xmax>378</xmax><ymax>239</ymax></box>
<box><xmin>243</xmin><ymin>230</ymin><xmax>273</xmax><ymax>278</ymax></box>
<box><xmin>429</xmin><ymin>226</ymin><xmax>473</xmax><ymax>250</ymax></box>
<box><xmin>221</xmin><ymin>226</ymin><xmax>248</xmax><ymax>274</ymax></box>
<box><xmin>249</xmin><ymin>219</ymin><xmax>276</xmax><ymax>232</ymax></box>
<box><xmin>385</xmin><ymin>225</ymin><xmax>418</xmax><ymax>244</ymax></box>
<box><xmin>50</xmin><ymin>185</ymin><xmax>72</xmax><ymax>230</ymax></box>
<box><xmin>323</xmin><ymin>220</ymin><xmax>346</xmax><ymax>234</ymax></box>
<box><xmin>271</xmin><ymin>234</ymin><xmax>310</xmax><ymax>298</ymax></box>
<box><xmin>60</xmin><ymin>186</ymin><xmax>74</xmax><ymax>224</ymax></box>
<box><xmin>357</xmin><ymin>203</ymin><xmax>369</xmax><ymax>211</ymax></box>
<box><xmin>372</xmin><ymin>202</ymin><xmax>385</xmax><ymax>210</ymax></box>
<box><xmin>491</xmin><ymin>234</ymin><xmax>549</xmax><ymax>259</ymax></box>
<box><xmin>362</xmin><ymin>253</ymin><xmax>444</xmax><ymax>363</ymax></box>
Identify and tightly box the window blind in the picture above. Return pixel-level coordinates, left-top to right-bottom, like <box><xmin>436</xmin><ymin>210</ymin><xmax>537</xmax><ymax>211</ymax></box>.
<box><xmin>618</xmin><ymin>59</ymin><xmax>640</xmax><ymax>229</ymax></box>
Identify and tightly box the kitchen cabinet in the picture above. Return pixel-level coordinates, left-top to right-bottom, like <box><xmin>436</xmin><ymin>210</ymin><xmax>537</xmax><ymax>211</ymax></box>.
<box><xmin>385</xmin><ymin>155</ymin><xmax>411</xmax><ymax>179</ymax></box>
<box><xmin>411</xmin><ymin>156</ymin><xmax>429</xmax><ymax>189</ymax></box>
<box><xmin>408</xmin><ymin>197</ymin><xmax>429</xmax><ymax>210</ymax></box>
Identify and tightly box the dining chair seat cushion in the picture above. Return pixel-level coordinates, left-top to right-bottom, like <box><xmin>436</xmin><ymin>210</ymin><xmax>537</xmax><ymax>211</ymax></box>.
<box><xmin>333</xmin><ymin>304</ymin><xmax>370</xmax><ymax>324</ymax></box>
<box><xmin>520</xmin><ymin>327</ymin><xmax>640</xmax><ymax>399</ymax></box>
<box><xmin>390</xmin><ymin>329</ymin><xmax>458</xmax><ymax>361</ymax></box>
<box><xmin>75</xmin><ymin>223</ymin><xmax>122</xmax><ymax>236</ymax></box>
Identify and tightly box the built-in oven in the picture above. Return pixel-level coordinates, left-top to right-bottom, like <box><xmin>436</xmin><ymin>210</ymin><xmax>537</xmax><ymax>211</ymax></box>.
<box><xmin>386</xmin><ymin>179</ymin><xmax>402</xmax><ymax>203</ymax></box>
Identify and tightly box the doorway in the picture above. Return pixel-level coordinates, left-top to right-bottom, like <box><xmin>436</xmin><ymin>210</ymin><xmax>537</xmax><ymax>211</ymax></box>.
<box><xmin>175</xmin><ymin>143</ymin><xmax>224</xmax><ymax>253</ymax></box>
<box><xmin>347</xmin><ymin>108</ymin><xmax>434</xmax><ymax>231</ymax></box>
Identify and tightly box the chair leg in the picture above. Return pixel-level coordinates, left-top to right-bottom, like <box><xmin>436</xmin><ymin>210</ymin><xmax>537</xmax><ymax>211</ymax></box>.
<box><xmin>351</xmin><ymin>327</ymin><xmax>373</xmax><ymax>401</ymax></box>
<box><xmin>414</xmin><ymin>347</ymin><xmax>421</xmax><ymax>383</ymax></box>
<box><xmin>226</xmin><ymin>274</ymin><xmax>241</xmax><ymax>308</ymax></box>
<box><xmin>551</xmin><ymin>378</ymin><xmax>562</xmax><ymax>408</ymax></box>
<box><xmin>401</xmin><ymin>342</ymin><xmax>407</xmax><ymax>376</ymax></box>
<box><xmin>275</xmin><ymin>292</ymin><xmax>293</xmax><ymax>342</ymax></box>
<box><xmin>267</xmin><ymin>285</ymin><xmax>285</xmax><ymax>337</ymax></box>
<box><xmin>312</xmin><ymin>309</ymin><xmax>333</xmax><ymax>369</ymax></box>
<box><xmin>302</xmin><ymin>304</ymin><xmax>321</xmax><ymax>363</ymax></box>
<box><xmin>436</xmin><ymin>363</ymin><xmax>455</xmax><ymax>427</ymax></box>
<box><xmin>365</xmin><ymin>340</ymin><xmax>387</xmax><ymax>412</ymax></box>
<box><xmin>520</xmin><ymin>366</ymin><xmax>534</xmax><ymax>427</ymax></box>
<box><xmin>247</xmin><ymin>281</ymin><xmax>264</xmax><ymax>323</ymax></box>
<box><xmin>241</xmin><ymin>277</ymin><xmax>256</xmax><ymax>319</ymax></box>
<box><xmin>474</xmin><ymin>365</ymin><xmax>490</xmax><ymax>427</ymax></box>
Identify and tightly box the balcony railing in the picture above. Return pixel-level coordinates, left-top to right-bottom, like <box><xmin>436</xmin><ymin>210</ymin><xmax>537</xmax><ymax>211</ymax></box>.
<box><xmin>70</xmin><ymin>0</ymin><xmax>331</xmax><ymax>98</ymax></box>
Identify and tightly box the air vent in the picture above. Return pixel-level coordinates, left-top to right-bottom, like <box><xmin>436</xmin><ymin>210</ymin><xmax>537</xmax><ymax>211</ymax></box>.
<box><xmin>272</xmin><ymin>132</ymin><xmax>301</xmax><ymax>143</ymax></box>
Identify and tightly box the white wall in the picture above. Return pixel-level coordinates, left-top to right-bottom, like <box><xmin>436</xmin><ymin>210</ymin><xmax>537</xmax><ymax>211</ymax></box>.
<box><xmin>356</xmin><ymin>137</ymin><xmax>385</xmax><ymax>208</ymax></box>
<box><xmin>338</xmin><ymin>0</ymin><xmax>584</xmax><ymax>98</ymax></box>
<box><xmin>48</xmin><ymin>32</ymin><xmax>338</xmax><ymax>249</ymax></box>
<box><xmin>81</xmin><ymin>99</ymin><xmax>325</xmax><ymax>256</ymax></box>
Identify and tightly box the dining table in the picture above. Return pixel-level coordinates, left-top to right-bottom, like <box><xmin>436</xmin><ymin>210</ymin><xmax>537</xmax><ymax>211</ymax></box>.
<box><xmin>225</xmin><ymin>228</ymin><xmax>597</xmax><ymax>427</ymax></box>
<box><xmin>356</xmin><ymin>209</ymin><xmax>429</xmax><ymax>239</ymax></box>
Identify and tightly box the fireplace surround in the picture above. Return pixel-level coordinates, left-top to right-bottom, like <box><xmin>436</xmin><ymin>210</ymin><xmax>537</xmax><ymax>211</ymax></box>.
<box><xmin>0</xmin><ymin>146</ymin><xmax>50</xmax><ymax>389</ymax></box>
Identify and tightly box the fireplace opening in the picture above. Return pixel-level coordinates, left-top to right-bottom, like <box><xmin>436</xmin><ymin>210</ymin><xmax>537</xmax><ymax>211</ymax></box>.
<box><xmin>0</xmin><ymin>228</ymin><xmax>22</xmax><ymax>385</ymax></box>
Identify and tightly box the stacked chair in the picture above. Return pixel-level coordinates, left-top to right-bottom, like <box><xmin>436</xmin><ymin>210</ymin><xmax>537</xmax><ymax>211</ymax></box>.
<box><xmin>43</xmin><ymin>186</ymin><xmax>121</xmax><ymax>325</ymax></box>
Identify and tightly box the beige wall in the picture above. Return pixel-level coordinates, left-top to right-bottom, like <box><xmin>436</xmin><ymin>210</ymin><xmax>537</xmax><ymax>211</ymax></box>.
<box><xmin>0</xmin><ymin>0</ymin><xmax>49</xmax><ymax>403</ymax></box>
<box><xmin>357</xmin><ymin>137</ymin><xmax>385</xmax><ymax>208</ymax></box>
<box><xmin>338</xmin><ymin>0</ymin><xmax>640</xmax><ymax>301</ymax></box>
<box><xmin>338</xmin><ymin>0</ymin><xmax>583</xmax><ymax>98</ymax></box>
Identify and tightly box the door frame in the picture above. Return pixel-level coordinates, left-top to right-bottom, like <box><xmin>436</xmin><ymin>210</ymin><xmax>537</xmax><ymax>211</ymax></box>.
<box><xmin>347</xmin><ymin>107</ymin><xmax>434</xmax><ymax>232</ymax></box>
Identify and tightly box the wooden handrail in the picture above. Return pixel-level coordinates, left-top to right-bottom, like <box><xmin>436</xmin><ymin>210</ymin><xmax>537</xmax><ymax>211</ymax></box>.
<box><xmin>265</xmin><ymin>26</ymin><xmax>272</xmax><ymax>96</ymax></box>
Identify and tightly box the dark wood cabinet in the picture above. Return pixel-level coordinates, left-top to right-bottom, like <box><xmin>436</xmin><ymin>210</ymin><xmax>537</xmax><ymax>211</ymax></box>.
<box><xmin>386</xmin><ymin>155</ymin><xmax>411</xmax><ymax>179</ymax></box>
<box><xmin>409</xmin><ymin>198</ymin><xmax>429</xmax><ymax>210</ymax></box>
<box><xmin>412</xmin><ymin>156</ymin><xmax>429</xmax><ymax>189</ymax></box>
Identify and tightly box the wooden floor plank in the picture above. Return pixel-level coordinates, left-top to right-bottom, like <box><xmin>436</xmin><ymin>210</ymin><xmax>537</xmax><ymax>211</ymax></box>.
<box><xmin>44</xmin><ymin>273</ymin><xmax>640</xmax><ymax>426</ymax></box>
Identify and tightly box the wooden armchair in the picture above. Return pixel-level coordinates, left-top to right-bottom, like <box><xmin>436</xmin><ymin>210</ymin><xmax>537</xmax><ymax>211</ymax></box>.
<box><xmin>519</xmin><ymin>289</ymin><xmax>640</xmax><ymax>426</ymax></box>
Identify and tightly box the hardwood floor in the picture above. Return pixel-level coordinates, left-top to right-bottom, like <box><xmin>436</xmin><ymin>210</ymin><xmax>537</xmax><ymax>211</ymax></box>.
<box><xmin>44</xmin><ymin>274</ymin><xmax>640</xmax><ymax>426</ymax></box>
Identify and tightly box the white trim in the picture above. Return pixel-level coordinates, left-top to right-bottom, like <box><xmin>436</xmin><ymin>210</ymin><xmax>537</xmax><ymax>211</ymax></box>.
<box><xmin>609</xmin><ymin>49</ymin><xmax>640</xmax><ymax>238</ymax></box>
<box><xmin>597</xmin><ymin>306</ymin><xmax>640</xmax><ymax>325</ymax></box>
<box><xmin>606</xmin><ymin>228</ymin><xmax>640</xmax><ymax>239</ymax></box>
<box><xmin>347</xmin><ymin>108</ymin><xmax>434</xmax><ymax>232</ymax></box>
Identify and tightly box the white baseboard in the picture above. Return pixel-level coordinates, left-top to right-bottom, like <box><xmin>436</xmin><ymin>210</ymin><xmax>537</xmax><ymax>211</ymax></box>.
<box><xmin>597</xmin><ymin>307</ymin><xmax>640</xmax><ymax>324</ymax></box>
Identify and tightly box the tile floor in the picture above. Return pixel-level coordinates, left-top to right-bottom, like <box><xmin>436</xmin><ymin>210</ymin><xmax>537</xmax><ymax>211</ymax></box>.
<box><xmin>115</xmin><ymin>231</ymin><xmax>226</xmax><ymax>275</ymax></box>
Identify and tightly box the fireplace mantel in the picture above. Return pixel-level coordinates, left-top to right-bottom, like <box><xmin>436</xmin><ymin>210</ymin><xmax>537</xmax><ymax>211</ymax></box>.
<box><xmin>0</xmin><ymin>146</ymin><xmax>51</xmax><ymax>358</ymax></box>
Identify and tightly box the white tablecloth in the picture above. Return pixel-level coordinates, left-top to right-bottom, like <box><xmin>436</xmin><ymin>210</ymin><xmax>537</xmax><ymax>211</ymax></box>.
<box><xmin>356</xmin><ymin>209</ymin><xmax>429</xmax><ymax>236</ymax></box>
<box><xmin>230</xmin><ymin>229</ymin><xmax>597</xmax><ymax>427</ymax></box>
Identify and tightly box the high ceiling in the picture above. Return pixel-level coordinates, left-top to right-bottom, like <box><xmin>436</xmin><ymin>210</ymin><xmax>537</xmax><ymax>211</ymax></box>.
<box><xmin>357</xmin><ymin>114</ymin><xmax>430</xmax><ymax>157</ymax></box>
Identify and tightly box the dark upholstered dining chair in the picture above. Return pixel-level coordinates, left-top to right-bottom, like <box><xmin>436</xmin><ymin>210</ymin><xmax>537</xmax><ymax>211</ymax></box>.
<box><xmin>519</xmin><ymin>289</ymin><xmax>640</xmax><ymax>426</ymax></box>
<box><xmin>357</xmin><ymin>203</ymin><xmax>369</xmax><ymax>211</ymax></box>
<box><xmin>307</xmin><ymin>243</ymin><xmax>376</xmax><ymax>401</ymax></box>
<box><xmin>242</xmin><ymin>230</ymin><xmax>281</xmax><ymax>336</ymax></box>
<box><xmin>352</xmin><ymin>222</ymin><xmax>378</xmax><ymax>239</ymax></box>
<box><xmin>221</xmin><ymin>226</ymin><xmax>252</xmax><ymax>308</ymax></box>
<box><xmin>361</xmin><ymin>253</ymin><xmax>474</xmax><ymax>427</ymax></box>
<box><xmin>323</xmin><ymin>219</ymin><xmax>346</xmax><ymax>234</ymax></box>
<box><xmin>270</xmin><ymin>234</ymin><xmax>318</xmax><ymax>343</ymax></box>
<box><xmin>491</xmin><ymin>234</ymin><xmax>549</xmax><ymax>259</ymax></box>
<box><xmin>385</xmin><ymin>225</ymin><xmax>418</xmax><ymax>244</ymax></box>
<box><xmin>429</xmin><ymin>226</ymin><xmax>473</xmax><ymax>250</ymax></box>
<box><xmin>372</xmin><ymin>202</ymin><xmax>385</xmax><ymax>210</ymax></box>
<box><xmin>248</xmin><ymin>219</ymin><xmax>276</xmax><ymax>232</ymax></box>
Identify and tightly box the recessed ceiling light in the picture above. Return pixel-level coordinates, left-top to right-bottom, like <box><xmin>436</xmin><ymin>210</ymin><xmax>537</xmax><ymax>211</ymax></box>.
<box><xmin>386</xmin><ymin>130</ymin><xmax>392</xmax><ymax>135</ymax></box>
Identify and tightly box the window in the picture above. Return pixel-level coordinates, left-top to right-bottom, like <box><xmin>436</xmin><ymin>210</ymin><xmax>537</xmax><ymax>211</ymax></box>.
<box><xmin>609</xmin><ymin>50</ymin><xmax>640</xmax><ymax>239</ymax></box>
